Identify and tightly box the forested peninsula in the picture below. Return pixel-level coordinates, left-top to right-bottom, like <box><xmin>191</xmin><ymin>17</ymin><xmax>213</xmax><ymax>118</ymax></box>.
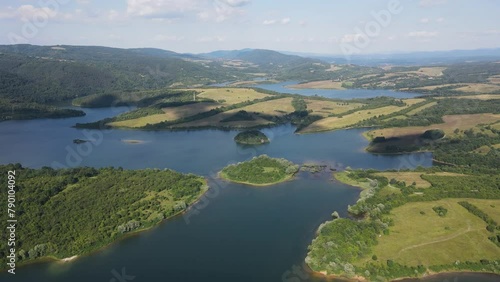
<box><xmin>0</xmin><ymin>164</ymin><xmax>207</xmax><ymax>269</ymax></box>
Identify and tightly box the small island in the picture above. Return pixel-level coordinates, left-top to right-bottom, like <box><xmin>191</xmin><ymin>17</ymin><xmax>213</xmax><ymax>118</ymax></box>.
<box><xmin>234</xmin><ymin>130</ymin><xmax>270</xmax><ymax>145</ymax></box>
<box><xmin>219</xmin><ymin>155</ymin><xmax>299</xmax><ymax>186</ymax></box>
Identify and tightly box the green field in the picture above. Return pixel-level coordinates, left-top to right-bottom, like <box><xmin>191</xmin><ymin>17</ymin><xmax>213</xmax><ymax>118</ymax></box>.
<box><xmin>196</xmin><ymin>88</ymin><xmax>271</xmax><ymax>105</ymax></box>
<box><xmin>406</xmin><ymin>101</ymin><xmax>438</xmax><ymax>115</ymax></box>
<box><xmin>304</xmin><ymin>99</ymin><xmax>364</xmax><ymax>117</ymax></box>
<box><xmin>172</xmin><ymin>97</ymin><xmax>294</xmax><ymax>129</ymax></box>
<box><xmin>367</xmin><ymin>113</ymin><xmax>500</xmax><ymax>139</ymax></box>
<box><xmin>109</xmin><ymin>102</ymin><xmax>219</xmax><ymax>128</ymax></box>
<box><xmin>373</xmin><ymin>172</ymin><xmax>468</xmax><ymax>189</ymax></box>
<box><xmin>367</xmin><ymin>199</ymin><xmax>500</xmax><ymax>266</ymax></box>
<box><xmin>301</xmin><ymin>105</ymin><xmax>407</xmax><ymax>133</ymax></box>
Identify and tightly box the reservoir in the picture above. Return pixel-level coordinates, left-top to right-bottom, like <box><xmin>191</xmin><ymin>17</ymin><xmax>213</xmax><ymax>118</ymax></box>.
<box><xmin>0</xmin><ymin>104</ymin><xmax>494</xmax><ymax>281</ymax></box>
<box><xmin>253</xmin><ymin>81</ymin><xmax>422</xmax><ymax>99</ymax></box>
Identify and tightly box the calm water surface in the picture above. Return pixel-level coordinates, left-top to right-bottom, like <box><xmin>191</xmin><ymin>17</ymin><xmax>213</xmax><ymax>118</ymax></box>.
<box><xmin>253</xmin><ymin>81</ymin><xmax>423</xmax><ymax>99</ymax></box>
<box><xmin>0</xmin><ymin>107</ymin><xmax>493</xmax><ymax>282</ymax></box>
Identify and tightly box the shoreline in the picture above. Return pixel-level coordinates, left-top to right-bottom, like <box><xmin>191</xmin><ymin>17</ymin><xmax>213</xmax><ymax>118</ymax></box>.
<box><xmin>59</xmin><ymin>255</ymin><xmax>78</xmax><ymax>263</ymax></box>
<box><xmin>1</xmin><ymin>179</ymin><xmax>210</xmax><ymax>273</ymax></box>
<box><xmin>217</xmin><ymin>171</ymin><xmax>296</xmax><ymax>187</ymax></box>
<box><xmin>309</xmin><ymin>171</ymin><xmax>500</xmax><ymax>281</ymax></box>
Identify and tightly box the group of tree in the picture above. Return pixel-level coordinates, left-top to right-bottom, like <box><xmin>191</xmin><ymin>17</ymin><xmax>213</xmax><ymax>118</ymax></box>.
<box><xmin>220</xmin><ymin>155</ymin><xmax>299</xmax><ymax>185</ymax></box>
<box><xmin>0</xmin><ymin>164</ymin><xmax>206</xmax><ymax>269</ymax></box>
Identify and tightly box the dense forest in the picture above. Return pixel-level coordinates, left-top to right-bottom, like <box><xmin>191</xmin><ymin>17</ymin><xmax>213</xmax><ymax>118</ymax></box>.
<box><xmin>0</xmin><ymin>164</ymin><xmax>207</xmax><ymax>269</ymax></box>
<box><xmin>0</xmin><ymin>45</ymin><xmax>246</xmax><ymax>121</ymax></box>
<box><xmin>220</xmin><ymin>155</ymin><xmax>299</xmax><ymax>185</ymax></box>
<box><xmin>0</xmin><ymin>99</ymin><xmax>85</xmax><ymax>121</ymax></box>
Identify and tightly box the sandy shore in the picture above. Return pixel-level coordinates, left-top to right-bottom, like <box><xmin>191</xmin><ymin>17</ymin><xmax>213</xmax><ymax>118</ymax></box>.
<box><xmin>60</xmin><ymin>255</ymin><xmax>78</xmax><ymax>263</ymax></box>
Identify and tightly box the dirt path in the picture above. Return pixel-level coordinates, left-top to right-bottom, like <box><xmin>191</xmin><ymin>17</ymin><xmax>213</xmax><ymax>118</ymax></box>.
<box><xmin>399</xmin><ymin>221</ymin><xmax>479</xmax><ymax>254</ymax></box>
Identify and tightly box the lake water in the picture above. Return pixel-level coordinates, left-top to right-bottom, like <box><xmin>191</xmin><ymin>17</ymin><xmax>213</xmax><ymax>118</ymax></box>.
<box><xmin>0</xmin><ymin>107</ymin><xmax>495</xmax><ymax>282</ymax></box>
<box><xmin>252</xmin><ymin>81</ymin><xmax>423</xmax><ymax>99</ymax></box>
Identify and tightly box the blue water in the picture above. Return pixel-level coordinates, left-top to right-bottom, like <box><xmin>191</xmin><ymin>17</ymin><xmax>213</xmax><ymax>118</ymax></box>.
<box><xmin>0</xmin><ymin>107</ymin><xmax>491</xmax><ymax>282</ymax></box>
<box><xmin>252</xmin><ymin>81</ymin><xmax>422</xmax><ymax>99</ymax></box>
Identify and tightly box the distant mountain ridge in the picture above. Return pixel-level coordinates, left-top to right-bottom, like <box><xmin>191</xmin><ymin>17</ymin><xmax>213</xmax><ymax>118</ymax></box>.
<box><xmin>0</xmin><ymin>44</ymin><xmax>243</xmax><ymax>104</ymax></box>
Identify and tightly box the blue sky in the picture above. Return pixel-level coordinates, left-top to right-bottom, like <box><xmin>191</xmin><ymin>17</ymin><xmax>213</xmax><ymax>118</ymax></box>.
<box><xmin>0</xmin><ymin>0</ymin><xmax>499</xmax><ymax>54</ymax></box>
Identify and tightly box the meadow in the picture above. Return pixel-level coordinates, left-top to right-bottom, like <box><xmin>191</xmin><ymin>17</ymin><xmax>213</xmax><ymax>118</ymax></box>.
<box><xmin>366</xmin><ymin>199</ymin><xmax>500</xmax><ymax>266</ymax></box>
<box><xmin>367</xmin><ymin>113</ymin><xmax>500</xmax><ymax>139</ymax></box>
<box><xmin>301</xmin><ymin>105</ymin><xmax>407</xmax><ymax>133</ymax></box>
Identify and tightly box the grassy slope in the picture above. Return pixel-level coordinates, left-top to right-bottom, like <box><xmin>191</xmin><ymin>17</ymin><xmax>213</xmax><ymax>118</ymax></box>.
<box><xmin>367</xmin><ymin>113</ymin><xmax>500</xmax><ymax>139</ymax></box>
<box><xmin>373</xmin><ymin>172</ymin><xmax>468</xmax><ymax>189</ymax></box>
<box><xmin>109</xmin><ymin>102</ymin><xmax>219</xmax><ymax>128</ymax></box>
<box><xmin>367</xmin><ymin>199</ymin><xmax>500</xmax><ymax>266</ymax></box>
<box><xmin>301</xmin><ymin>105</ymin><xmax>408</xmax><ymax>133</ymax></box>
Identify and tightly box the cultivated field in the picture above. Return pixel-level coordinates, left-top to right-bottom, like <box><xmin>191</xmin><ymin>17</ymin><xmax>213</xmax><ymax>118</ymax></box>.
<box><xmin>368</xmin><ymin>113</ymin><xmax>500</xmax><ymax>138</ymax></box>
<box><xmin>375</xmin><ymin>172</ymin><xmax>431</xmax><ymax>188</ymax></box>
<box><xmin>374</xmin><ymin>172</ymin><xmax>468</xmax><ymax>188</ymax></box>
<box><xmin>305</xmin><ymin>99</ymin><xmax>363</xmax><ymax>117</ymax></box>
<box><xmin>489</xmin><ymin>75</ymin><xmax>500</xmax><ymax>84</ymax></box>
<box><xmin>467</xmin><ymin>199</ymin><xmax>500</xmax><ymax>224</ymax></box>
<box><xmin>235</xmin><ymin>97</ymin><xmax>294</xmax><ymax>115</ymax></box>
<box><xmin>365</xmin><ymin>199</ymin><xmax>500</xmax><ymax>267</ymax></box>
<box><xmin>402</xmin><ymin>98</ymin><xmax>427</xmax><ymax>106</ymax></box>
<box><xmin>406</xmin><ymin>101</ymin><xmax>437</xmax><ymax>115</ymax></box>
<box><xmin>415</xmin><ymin>83</ymin><xmax>500</xmax><ymax>93</ymax></box>
<box><xmin>196</xmin><ymin>88</ymin><xmax>271</xmax><ymax>105</ymax></box>
<box><xmin>442</xmin><ymin>94</ymin><xmax>500</xmax><ymax>100</ymax></box>
<box><xmin>300</xmin><ymin>105</ymin><xmax>407</xmax><ymax>133</ymax></box>
<box><xmin>109</xmin><ymin>102</ymin><xmax>219</xmax><ymax>128</ymax></box>
<box><xmin>288</xmin><ymin>80</ymin><xmax>345</xmax><ymax>90</ymax></box>
<box><xmin>172</xmin><ymin>97</ymin><xmax>294</xmax><ymax>128</ymax></box>
<box><xmin>394</xmin><ymin>67</ymin><xmax>447</xmax><ymax>77</ymax></box>
<box><xmin>325</xmin><ymin>64</ymin><xmax>342</xmax><ymax>72</ymax></box>
<box><xmin>455</xmin><ymin>83</ymin><xmax>500</xmax><ymax>93</ymax></box>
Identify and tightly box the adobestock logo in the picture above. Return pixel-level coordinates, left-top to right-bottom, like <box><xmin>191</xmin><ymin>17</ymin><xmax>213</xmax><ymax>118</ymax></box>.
<box><xmin>340</xmin><ymin>0</ymin><xmax>403</xmax><ymax>60</ymax></box>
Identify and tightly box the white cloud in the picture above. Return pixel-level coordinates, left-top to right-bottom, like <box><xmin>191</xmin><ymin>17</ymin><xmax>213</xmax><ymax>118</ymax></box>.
<box><xmin>17</xmin><ymin>5</ymin><xmax>57</xmax><ymax>22</ymax></box>
<box><xmin>262</xmin><ymin>17</ymin><xmax>291</xmax><ymax>25</ymax></box>
<box><xmin>436</xmin><ymin>17</ymin><xmax>445</xmax><ymax>23</ymax></box>
<box><xmin>408</xmin><ymin>30</ymin><xmax>438</xmax><ymax>38</ymax></box>
<box><xmin>262</xmin><ymin>19</ymin><xmax>276</xmax><ymax>25</ymax></box>
<box><xmin>419</xmin><ymin>0</ymin><xmax>447</xmax><ymax>8</ymax></box>
<box><xmin>420</xmin><ymin>18</ymin><xmax>430</xmax><ymax>23</ymax></box>
<box><xmin>126</xmin><ymin>0</ymin><xmax>198</xmax><ymax>18</ymax></box>
<box><xmin>281</xmin><ymin>17</ymin><xmax>290</xmax><ymax>24</ymax></box>
<box><xmin>298</xmin><ymin>20</ymin><xmax>307</xmax><ymax>27</ymax></box>
<box><xmin>211</xmin><ymin>0</ymin><xmax>248</xmax><ymax>22</ymax></box>
<box><xmin>126</xmin><ymin>0</ymin><xmax>250</xmax><ymax>22</ymax></box>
